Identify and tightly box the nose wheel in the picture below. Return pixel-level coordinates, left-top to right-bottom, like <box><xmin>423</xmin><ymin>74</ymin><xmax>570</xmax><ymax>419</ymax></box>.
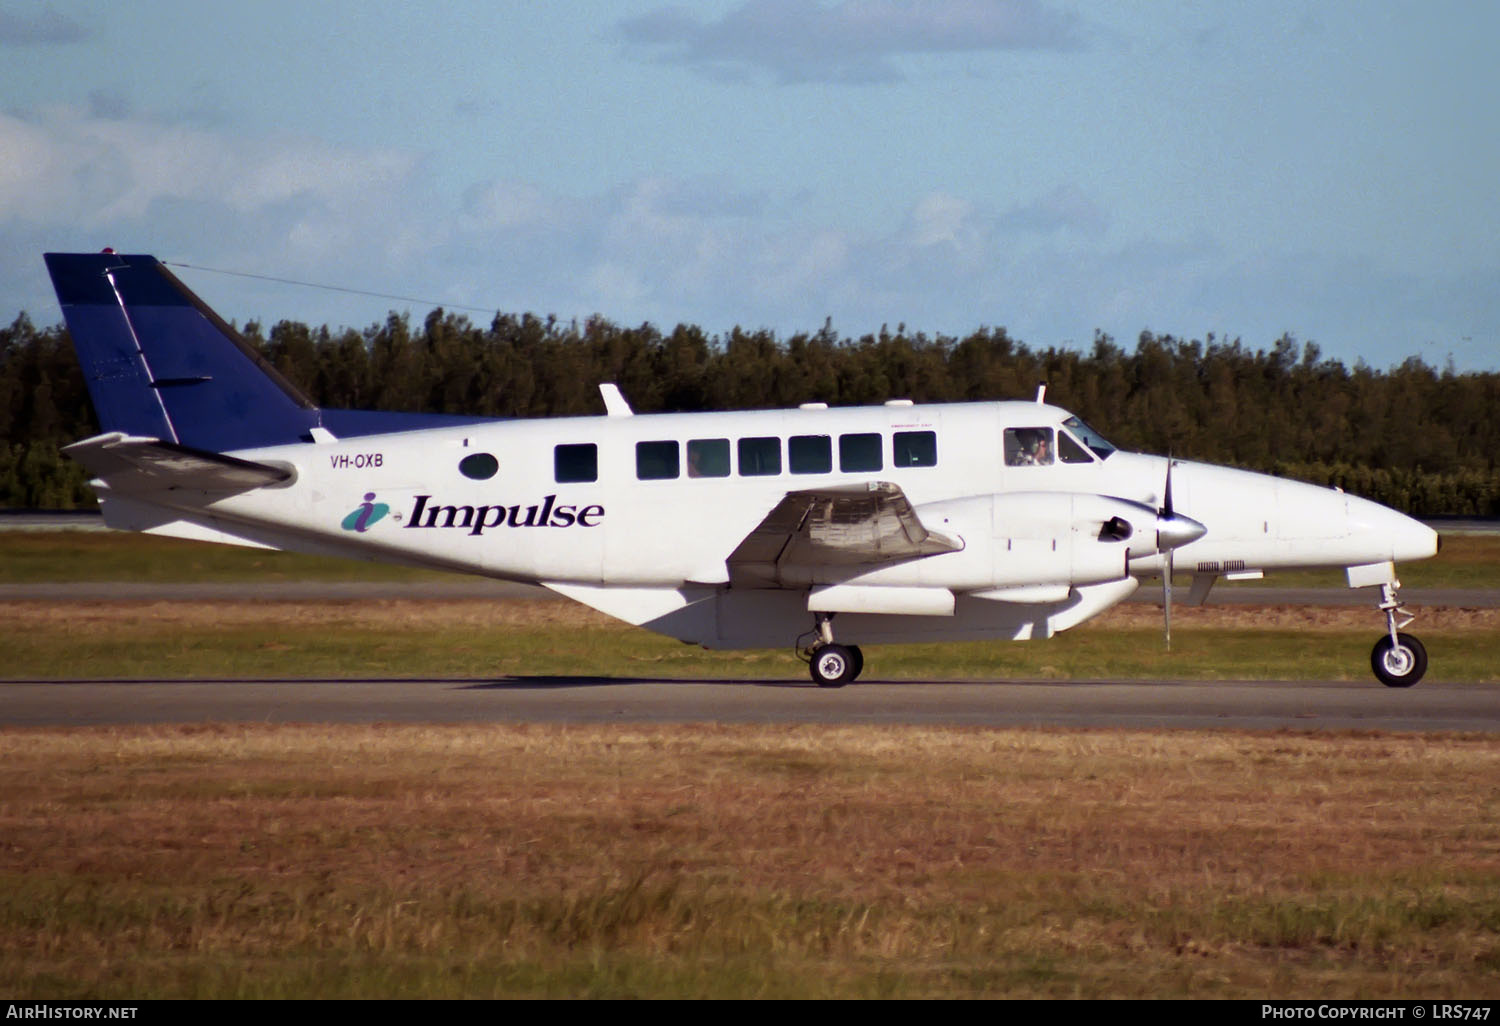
<box><xmin>1371</xmin><ymin>581</ymin><xmax>1426</xmax><ymax>687</ymax></box>
<box><xmin>1371</xmin><ymin>633</ymin><xmax>1427</xmax><ymax>688</ymax></box>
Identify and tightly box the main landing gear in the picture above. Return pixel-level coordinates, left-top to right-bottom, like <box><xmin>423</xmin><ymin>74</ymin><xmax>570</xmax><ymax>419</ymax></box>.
<box><xmin>1371</xmin><ymin>581</ymin><xmax>1427</xmax><ymax>688</ymax></box>
<box><xmin>799</xmin><ymin>612</ymin><xmax>864</xmax><ymax>687</ymax></box>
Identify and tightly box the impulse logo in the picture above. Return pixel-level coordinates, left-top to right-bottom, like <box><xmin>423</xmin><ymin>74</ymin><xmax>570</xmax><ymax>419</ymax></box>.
<box><xmin>341</xmin><ymin>492</ymin><xmax>390</xmax><ymax>532</ymax></box>
<box><xmin>405</xmin><ymin>494</ymin><xmax>603</xmax><ymax>535</ymax></box>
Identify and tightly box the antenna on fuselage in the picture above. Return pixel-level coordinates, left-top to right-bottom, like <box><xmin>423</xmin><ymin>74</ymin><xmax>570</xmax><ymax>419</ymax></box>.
<box><xmin>599</xmin><ymin>383</ymin><xmax>634</xmax><ymax>417</ymax></box>
<box><xmin>1034</xmin><ymin>383</ymin><xmax>1047</xmax><ymax>403</ymax></box>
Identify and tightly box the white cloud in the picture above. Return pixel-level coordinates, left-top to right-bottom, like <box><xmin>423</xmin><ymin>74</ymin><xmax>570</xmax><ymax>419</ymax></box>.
<box><xmin>618</xmin><ymin>0</ymin><xmax>1085</xmax><ymax>84</ymax></box>
<box><xmin>436</xmin><ymin>175</ymin><xmax>1122</xmax><ymax>334</ymax></box>
<box><xmin>0</xmin><ymin>104</ymin><xmax>442</xmax><ymax>333</ymax></box>
<box><xmin>0</xmin><ymin>106</ymin><xmax>418</xmax><ymax>228</ymax></box>
<box><xmin>461</xmin><ymin>180</ymin><xmax>554</xmax><ymax>231</ymax></box>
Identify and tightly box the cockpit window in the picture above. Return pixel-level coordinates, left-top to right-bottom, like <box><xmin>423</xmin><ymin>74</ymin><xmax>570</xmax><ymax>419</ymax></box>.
<box><xmin>1057</xmin><ymin>431</ymin><xmax>1093</xmax><ymax>464</ymax></box>
<box><xmin>1062</xmin><ymin>416</ymin><xmax>1116</xmax><ymax>460</ymax></box>
<box><xmin>1004</xmin><ymin>427</ymin><xmax>1054</xmax><ymax>466</ymax></box>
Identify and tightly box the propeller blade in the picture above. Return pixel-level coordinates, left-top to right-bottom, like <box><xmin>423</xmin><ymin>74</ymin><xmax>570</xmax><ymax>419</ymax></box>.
<box><xmin>1164</xmin><ymin>548</ymin><xmax>1173</xmax><ymax>650</ymax></box>
<box><xmin>1161</xmin><ymin>456</ymin><xmax>1177</xmax><ymax>650</ymax></box>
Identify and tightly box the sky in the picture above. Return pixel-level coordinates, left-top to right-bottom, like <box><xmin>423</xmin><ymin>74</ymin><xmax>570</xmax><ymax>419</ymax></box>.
<box><xmin>2</xmin><ymin>1</ymin><xmax>1497</xmax><ymax>373</ymax></box>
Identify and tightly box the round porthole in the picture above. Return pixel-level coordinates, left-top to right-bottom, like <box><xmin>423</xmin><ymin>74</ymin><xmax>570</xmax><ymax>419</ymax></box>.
<box><xmin>459</xmin><ymin>452</ymin><xmax>498</xmax><ymax>480</ymax></box>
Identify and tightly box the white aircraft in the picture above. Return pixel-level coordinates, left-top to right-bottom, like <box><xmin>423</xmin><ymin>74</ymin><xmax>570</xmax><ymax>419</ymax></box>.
<box><xmin>44</xmin><ymin>252</ymin><xmax>1439</xmax><ymax>687</ymax></box>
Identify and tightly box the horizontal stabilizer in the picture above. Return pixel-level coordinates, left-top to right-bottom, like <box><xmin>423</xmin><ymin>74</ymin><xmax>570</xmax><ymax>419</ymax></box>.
<box><xmin>62</xmin><ymin>432</ymin><xmax>293</xmax><ymax>493</ymax></box>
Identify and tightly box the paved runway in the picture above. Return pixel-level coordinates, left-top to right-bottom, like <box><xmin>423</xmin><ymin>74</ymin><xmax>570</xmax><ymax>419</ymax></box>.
<box><xmin>4</xmin><ymin>676</ymin><xmax>1497</xmax><ymax>732</ymax></box>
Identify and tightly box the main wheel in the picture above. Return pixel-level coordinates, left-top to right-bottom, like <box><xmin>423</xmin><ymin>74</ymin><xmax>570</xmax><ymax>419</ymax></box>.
<box><xmin>1371</xmin><ymin>633</ymin><xmax>1427</xmax><ymax>688</ymax></box>
<box><xmin>847</xmin><ymin>645</ymin><xmax>864</xmax><ymax>681</ymax></box>
<box><xmin>810</xmin><ymin>644</ymin><xmax>858</xmax><ymax>688</ymax></box>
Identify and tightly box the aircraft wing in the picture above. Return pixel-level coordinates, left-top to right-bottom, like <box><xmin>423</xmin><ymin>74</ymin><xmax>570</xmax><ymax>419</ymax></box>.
<box><xmin>62</xmin><ymin>432</ymin><xmax>293</xmax><ymax>493</ymax></box>
<box><xmin>728</xmin><ymin>481</ymin><xmax>961</xmax><ymax>585</ymax></box>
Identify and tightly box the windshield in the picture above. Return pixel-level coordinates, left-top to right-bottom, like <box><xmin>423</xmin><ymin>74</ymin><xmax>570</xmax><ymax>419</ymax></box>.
<box><xmin>1062</xmin><ymin>416</ymin><xmax>1116</xmax><ymax>460</ymax></box>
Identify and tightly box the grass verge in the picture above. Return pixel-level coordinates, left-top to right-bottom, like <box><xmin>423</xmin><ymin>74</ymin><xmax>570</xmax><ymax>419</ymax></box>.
<box><xmin>2</xmin><ymin>723</ymin><xmax>1498</xmax><ymax>998</ymax></box>
<box><xmin>3</xmin><ymin>599</ymin><xmax>1499</xmax><ymax>681</ymax></box>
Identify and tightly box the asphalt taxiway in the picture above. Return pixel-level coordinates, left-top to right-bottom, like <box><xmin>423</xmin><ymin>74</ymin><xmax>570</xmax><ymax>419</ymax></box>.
<box><xmin>4</xmin><ymin>676</ymin><xmax>1497</xmax><ymax>732</ymax></box>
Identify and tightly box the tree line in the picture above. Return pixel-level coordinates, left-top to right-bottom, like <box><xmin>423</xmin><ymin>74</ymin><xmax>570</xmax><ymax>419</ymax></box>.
<box><xmin>3</xmin><ymin>308</ymin><xmax>1497</xmax><ymax>515</ymax></box>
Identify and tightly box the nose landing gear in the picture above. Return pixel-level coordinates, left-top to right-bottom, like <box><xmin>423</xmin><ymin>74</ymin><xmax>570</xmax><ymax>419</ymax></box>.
<box><xmin>799</xmin><ymin>612</ymin><xmax>865</xmax><ymax>687</ymax></box>
<box><xmin>1371</xmin><ymin>581</ymin><xmax>1427</xmax><ymax>688</ymax></box>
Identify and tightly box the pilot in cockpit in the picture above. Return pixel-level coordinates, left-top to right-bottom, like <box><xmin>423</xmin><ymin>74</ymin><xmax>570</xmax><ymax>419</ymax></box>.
<box><xmin>1031</xmin><ymin>435</ymin><xmax>1052</xmax><ymax>465</ymax></box>
<box><xmin>1005</xmin><ymin>428</ymin><xmax>1055</xmax><ymax>466</ymax></box>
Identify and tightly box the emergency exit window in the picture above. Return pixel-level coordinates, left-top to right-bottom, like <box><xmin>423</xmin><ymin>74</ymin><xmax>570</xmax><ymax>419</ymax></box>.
<box><xmin>893</xmin><ymin>430</ymin><xmax>937</xmax><ymax>467</ymax></box>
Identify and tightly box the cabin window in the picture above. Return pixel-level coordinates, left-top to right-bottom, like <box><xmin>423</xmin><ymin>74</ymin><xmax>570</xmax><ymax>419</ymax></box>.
<box><xmin>1058</xmin><ymin>431</ymin><xmax>1094</xmax><ymax>464</ymax></box>
<box><xmin>738</xmin><ymin>436</ymin><xmax>781</xmax><ymax>476</ymax></box>
<box><xmin>1004</xmin><ymin>427</ymin><xmax>1055</xmax><ymax>466</ymax></box>
<box><xmin>687</xmin><ymin>438</ymin><xmax>730</xmax><ymax>478</ymax></box>
<box><xmin>554</xmin><ymin>443</ymin><xmax>597</xmax><ymax>483</ymax></box>
<box><xmin>636</xmin><ymin>440</ymin><xmax>680</xmax><ymax>480</ymax></box>
<box><xmin>893</xmin><ymin>430</ymin><xmax>937</xmax><ymax>467</ymax></box>
<box><xmin>789</xmin><ymin>434</ymin><xmax>832</xmax><ymax>474</ymax></box>
<box><xmin>459</xmin><ymin>452</ymin><xmax>498</xmax><ymax>480</ymax></box>
<box><xmin>839</xmin><ymin>432</ymin><xmax>882</xmax><ymax>472</ymax></box>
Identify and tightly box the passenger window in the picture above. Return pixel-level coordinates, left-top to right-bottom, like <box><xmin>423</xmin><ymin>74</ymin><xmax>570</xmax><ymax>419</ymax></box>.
<box><xmin>839</xmin><ymin>433</ymin><xmax>882</xmax><ymax>472</ymax></box>
<box><xmin>554</xmin><ymin>443</ymin><xmax>597</xmax><ymax>483</ymax></box>
<box><xmin>687</xmin><ymin>438</ymin><xmax>730</xmax><ymax>478</ymax></box>
<box><xmin>893</xmin><ymin>430</ymin><xmax>937</xmax><ymax>467</ymax></box>
<box><xmin>789</xmin><ymin>434</ymin><xmax>832</xmax><ymax>474</ymax></box>
<box><xmin>1058</xmin><ymin>432</ymin><xmax>1094</xmax><ymax>464</ymax></box>
<box><xmin>635</xmin><ymin>440</ymin><xmax>679</xmax><ymax>480</ymax></box>
<box><xmin>1004</xmin><ymin>428</ymin><xmax>1055</xmax><ymax>466</ymax></box>
<box><xmin>738</xmin><ymin>436</ymin><xmax>781</xmax><ymax>476</ymax></box>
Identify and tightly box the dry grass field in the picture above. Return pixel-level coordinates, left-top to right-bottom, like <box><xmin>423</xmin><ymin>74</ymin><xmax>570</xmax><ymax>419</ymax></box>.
<box><xmin>2</xmin><ymin>723</ymin><xmax>1498</xmax><ymax>998</ymax></box>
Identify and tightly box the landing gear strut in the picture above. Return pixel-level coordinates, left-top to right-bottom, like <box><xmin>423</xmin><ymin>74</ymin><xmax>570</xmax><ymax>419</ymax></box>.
<box><xmin>800</xmin><ymin>612</ymin><xmax>864</xmax><ymax>688</ymax></box>
<box><xmin>1371</xmin><ymin>581</ymin><xmax>1427</xmax><ymax>688</ymax></box>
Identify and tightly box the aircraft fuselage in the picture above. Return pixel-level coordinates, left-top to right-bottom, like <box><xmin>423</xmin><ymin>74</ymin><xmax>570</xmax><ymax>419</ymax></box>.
<box><xmin>90</xmin><ymin>399</ymin><xmax>1436</xmax><ymax>651</ymax></box>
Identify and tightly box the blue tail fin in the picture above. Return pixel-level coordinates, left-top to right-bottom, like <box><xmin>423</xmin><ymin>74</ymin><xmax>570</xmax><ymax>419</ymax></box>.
<box><xmin>44</xmin><ymin>252</ymin><xmax>321</xmax><ymax>452</ymax></box>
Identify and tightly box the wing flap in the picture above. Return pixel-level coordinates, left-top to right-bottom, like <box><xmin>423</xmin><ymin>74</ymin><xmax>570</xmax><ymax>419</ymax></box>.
<box><xmin>62</xmin><ymin>432</ymin><xmax>294</xmax><ymax>493</ymax></box>
<box><xmin>728</xmin><ymin>481</ymin><xmax>961</xmax><ymax>585</ymax></box>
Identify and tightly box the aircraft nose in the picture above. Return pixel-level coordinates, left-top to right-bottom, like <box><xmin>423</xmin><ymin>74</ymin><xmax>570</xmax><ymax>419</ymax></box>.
<box><xmin>1348</xmin><ymin>497</ymin><xmax>1438</xmax><ymax>563</ymax></box>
